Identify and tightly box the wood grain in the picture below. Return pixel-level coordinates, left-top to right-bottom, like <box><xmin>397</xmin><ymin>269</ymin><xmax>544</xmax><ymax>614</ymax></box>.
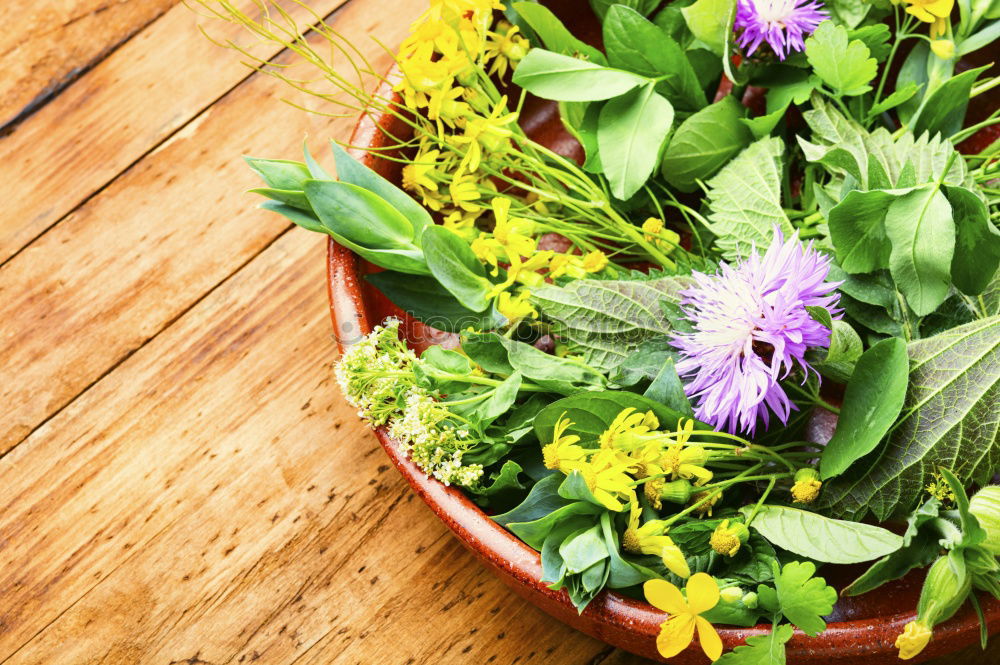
<box><xmin>0</xmin><ymin>228</ymin><xmax>608</xmax><ymax>665</ymax></box>
<box><xmin>0</xmin><ymin>0</ymin><xmax>177</xmax><ymax>129</ymax></box>
<box><xmin>0</xmin><ymin>0</ymin><xmax>418</xmax><ymax>453</ymax></box>
<box><xmin>0</xmin><ymin>0</ymin><xmax>350</xmax><ymax>265</ymax></box>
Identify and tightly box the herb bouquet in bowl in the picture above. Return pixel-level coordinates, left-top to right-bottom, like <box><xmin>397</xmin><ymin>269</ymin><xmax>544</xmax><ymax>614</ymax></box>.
<box><xmin>197</xmin><ymin>0</ymin><xmax>1000</xmax><ymax>662</ymax></box>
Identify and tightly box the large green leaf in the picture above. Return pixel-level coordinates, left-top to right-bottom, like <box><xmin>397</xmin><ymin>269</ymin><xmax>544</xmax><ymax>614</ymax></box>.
<box><xmin>597</xmin><ymin>83</ymin><xmax>675</xmax><ymax>200</ymax></box>
<box><xmin>530</xmin><ymin>275</ymin><xmax>693</xmax><ymax>371</ymax></box>
<box><xmin>512</xmin><ymin>49</ymin><xmax>646</xmax><ymax>101</ymax></box>
<box><xmin>741</xmin><ymin>504</ymin><xmax>903</xmax><ymax>564</ymax></box>
<box><xmin>946</xmin><ymin>185</ymin><xmax>1000</xmax><ymax>296</ymax></box>
<box><xmin>703</xmin><ymin>137</ymin><xmax>794</xmax><ymax>260</ymax></box>
<box><xmin>660</xmin><ymin>96</ymin><xmax>752</xmax><ymax>192</ymax></box>
<box><xmin>883</xmin><ymin>184</ymin><xmax>955</xmax><ymax>316</ymax></box>
<box><xmin>681</xmin><ymin>0</ymin><xmax>736</xmax><ymax>55</ymax></box>
<box><xmin>826</xmin><ymin>189</ymin><xmax>896</xmax><ymax>273</ymax></box>
<box><xmin>821</xmin><ymin>317</ymin><xmax>1000</xmax><ymax>520</ymax></box>
<box><xmin>511</xmin><ymin>2</ymin><xmax>606</xmax><ymax>64</ymax></box>
<box><xmin>804</xmin><ymin>20</ymin><xmax>877</xmax><ymax>96</ymax></box>
<box><xmin>820</xmin><ymin>338</ymin><xmax>909</xmax><ymax>479</ymax></box>
<box><xmin>365</xmin><ymin>271</ymin><xmax>502</xmax><ymax>332</ymax></box>
<box><xmin>305</xmin><ymin>179</ymin><xmax>416</xmax><ymax>248</ymax></box>
<box><xmin>421</xmin><ymin>225</ymin><xmax>493</xmax><ymax>312</ymax></box>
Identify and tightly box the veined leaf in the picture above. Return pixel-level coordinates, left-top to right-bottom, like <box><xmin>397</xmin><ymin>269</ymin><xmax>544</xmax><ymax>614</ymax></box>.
<box><xmin>530</xmin><ymin>275</ymin><xmax>693</xmax><ymax>371</ymax></box>
<box><xmin>805</xmin><ymin>20</ymin><xmax>877</xmax><ymax>96</ymax></box>
<box><xmin>660</xmin><ymin>96</ymin><xmax>752</xmax><ymax>192</ymax></box>
<box><xmin>821</xmin><ymin>317</ymin><xmax>1000</xmax><ymax>520</ymax></box>
<box><xmin>512</xmin><ymin>50</ymin><xmax>646</xmax><ymax>101</ymax></box>
<box><xmin>741</xmin><ymin>504</ymin><xmax>903</xmax><ymax>564</ymax></box>
<box><xmin>827</xmin><ymin>189</ymin><xmax>896</xmax><ymax>273</ymax></box>
<box><xmin>703</xmin><ymin>136</ymin><xmax>794</xmax><ymax>260</ymax></box>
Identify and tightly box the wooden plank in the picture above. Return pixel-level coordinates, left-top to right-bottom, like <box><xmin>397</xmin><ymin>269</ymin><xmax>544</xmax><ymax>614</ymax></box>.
<box><xmin>0</xmin><ymin>0</ymin><xmax>413</xmax><ymax>453</ymax></box>
<box><xmin>0</xmin><ymin>229</ymin><xmax>608</xmax><ymax>664</ymax></box>
<box><xmin>0</xmin><ymin>0</ymin><xmax>178</xmax><ymax>129</ymax></box>
<box><xmin>0</xmin><ymin>0</ymin><xmax>351</xmax><ymax>265</ymax></box>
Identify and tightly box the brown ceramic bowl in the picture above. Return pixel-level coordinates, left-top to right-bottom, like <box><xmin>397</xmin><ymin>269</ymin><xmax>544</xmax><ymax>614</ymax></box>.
<box><xmin>326</xmin><ymin>4</ymin><xmax>1000</xmax><ymax>662</ymax></box>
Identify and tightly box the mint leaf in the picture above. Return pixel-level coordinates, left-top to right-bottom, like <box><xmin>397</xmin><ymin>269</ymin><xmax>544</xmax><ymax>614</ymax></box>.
<box><xmin>704</xmin><ymin>137</ymin><xmax>794</xmax><ymax>260</ymax></box>
<box><xmin>767</xmin><ymin>561</ymin><xmax>837</xmax><ymax>636</ymax></box>
<box><xmin>805</xmin><ymin>21</ymin><xmax>877</xmax><ymax>96</ymax></box>
<box><xmin>742</xmin><ymin>504</ymin><xmax>903</xmax><ymax>564</ymax></box>
<box><xmin>715</xmin><ymin>624</ymin><xmax>793</xmax><ymax>665</ymax></box>
<box><xmin>822</xmin><ymin>317</ymin><xmax>1000</xmax><ymax>520</ymax></box>
<box><xmin>530</xmin><ymin>276</ymin><xmax>693</xmax><ymax>371</ymax></box>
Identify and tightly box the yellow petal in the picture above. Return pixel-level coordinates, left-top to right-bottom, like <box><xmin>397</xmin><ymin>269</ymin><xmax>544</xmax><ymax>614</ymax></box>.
<box><xmin>643</xmin><ymin>579</ymin><xmax>689</xmax><ymax>615</ymax></box>
<box><xmin>655</xmin><ymin>615</ymin><xmax>696</xmax><ymax>659</ymax></box>
<box><xmin>685</xmin><ymin>572</ymin><xmax>721</xmax><ymax>614</ymax></box>
<box><xmin>696</xmin><ymin>616</ymin><xmax>723</xmax><ymax>661</ymax></box>
<box><xmin>662</xmin><ymin>544</ymin><xmax>692</xmax><ymax>579</ymax></box>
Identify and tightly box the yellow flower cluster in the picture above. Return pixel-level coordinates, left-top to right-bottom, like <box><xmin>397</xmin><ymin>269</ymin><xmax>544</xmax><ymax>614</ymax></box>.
<box><xmin>898</xmin><ymin>0</ymin><xmax>955</xmax><ymax>58</ymax></box>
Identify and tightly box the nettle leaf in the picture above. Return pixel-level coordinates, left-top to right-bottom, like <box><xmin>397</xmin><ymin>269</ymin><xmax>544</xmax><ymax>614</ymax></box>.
<box><xmin>822</xmin><ymin>317</ymin><xmax>1000</xmax><ymax>520</ymax></box>
<box><xmin>597</xmin><ymin>83</ymin><xmax>675</xmax><ymax>200</ymax></box>
<box><xmin>763</xmin><ymin>561</ymin><xmax>837</xmax><ymax>636</ymax></box>
<box><xmin>660</xmin><ymin>96</ymin><xmax>753</xmax><ymax>192</ymax></box>
<box><xmin>704</xmin><ymin>137</ymin><xmax>794</xmax><ymax>261</ymax></box>
<box><xmin>821</xmin><ymin>338</ymin><xmax>909</xmax><ymax>479</ymax></box>
<box><xmin>805</xmin><ymin>20</ymin><xmax>877</xmax><ymax>96</ymax></box>
<box><xmin>715</xmin><ymin>624</ymin><xmax>793</xmax><ymax>665</ymax></box>
<box><xmin>530</xmin><ymin>275</ymin><xmax>693</xmax><ymax>372</ymax></box>
<box><xmin>512</xmin><ymin>50</ymin><xmax>646</xmax><ymax>101</ymax></box>
<box><xmin>742</xmin><ymin>504</ymin><xmax>903</xmax><ymax>563</ymax></box>
<box><xmin>884</xmin><ymin>184</ymin><xmax>955</xmax><ymax>317</ymax></box>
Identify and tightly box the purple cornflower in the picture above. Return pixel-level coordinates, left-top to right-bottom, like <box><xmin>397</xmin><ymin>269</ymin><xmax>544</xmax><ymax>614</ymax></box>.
<box><xmin>734</xmin><ymin>0</ymin><xmax>828</xmax><ymax>61</ymax></box>
<box><xmin>672</xmin><ymin>230</ymin><xmax>841</xmax><ymax>436</ymax></box>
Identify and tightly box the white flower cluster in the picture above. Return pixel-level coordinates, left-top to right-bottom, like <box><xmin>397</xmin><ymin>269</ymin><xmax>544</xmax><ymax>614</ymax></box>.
<box><xmin>335</xmin><ymin>320</ymin><xmax>484</xmax><ymax>487</ymax></box>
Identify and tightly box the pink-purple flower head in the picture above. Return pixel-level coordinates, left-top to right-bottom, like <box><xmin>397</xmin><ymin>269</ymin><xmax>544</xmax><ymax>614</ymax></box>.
<box><xmin>672</xmin><ymin>230</ymin><xmax>841</xmax><ymax>435</ymax></box>
<box><xmin>735</xmin><ymin>0</ymin><xmax>828</xmax><ymax>61</ymax></box>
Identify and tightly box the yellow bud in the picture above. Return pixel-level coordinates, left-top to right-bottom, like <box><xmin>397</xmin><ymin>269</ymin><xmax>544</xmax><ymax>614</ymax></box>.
<box><xmin>895</xmin><ymin>620</ymin><xmax>932</xmax><ymax>660</ymax></box>
<box><xmin>719</xmin><ymin>586</ymin><xmax>743</xmax><ymax>604</ymax></box>
<box><xmin>930</xmin><ymin>39</ymin><xmax>954</xmax><ymax>59</ymax></box>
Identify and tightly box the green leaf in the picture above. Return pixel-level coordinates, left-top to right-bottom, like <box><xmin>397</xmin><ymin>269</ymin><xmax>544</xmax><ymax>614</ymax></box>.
<box><xmin>559</xmin><ymin>524</ymin><xmax>609</xmax><ymax>573</ymax></box>
<box><xmin>603</xmin><ymin>5</ymin><xmax>706</xmax><ymax>110</ymax></box>
<box><xmin>245</xmin><ymin>157</ymin><xmax>312</xmax><ymax>192</ymax></box>
<box><xmin>821</xmin><ymin>338</ymin><xmax>909</xmax><ymax>479</ymax></box>
<box><xmin>421</xmin><ymin>225</ymin><xmax>493</xmax><ymax>312</ymax></box>
<box><xmin>471</xmin><ymin>460</ymin><xmax>526</xmax><ymax>498</ymax></box>
<box><xmin>512</xmin><ymin>50</ymin><xmax>646</xmax><ymax>101</ymax></box>
<box><xmin>493</xmin><ymin>335</ymin><xmax>608</xmax><ymax>395</ymax></box>
<box><xmin>848</xmin><ymin>23</ymin><xmax>891</xmax><ymax>61</ymax></box>
<box><xmin>475</xmin><ymin>371</ymin><xmax>523</xmax><ymax>423</ymax></box>
<box><xmin>493</xmin><ymin>474</ymin><xmax>565</xmax><ymax>527</ymax></box>
<box><xmin>703</xmin><ymin>137</ymin><xmax>794</xmax><ymax>260</ymax></box>
<box><xmin>867</xmin><ymin>82</ymin><xmax>922</xmax><ymax>119</ymax></box>
<box><xmin>912</xmin><ymin>65</ymin><xmax>990</xmax><ymax>139</ymax></box>
<box><xmin>742</xmin><ymin>504</ymin><xmax>903</xmax><ymax>563</ymax></box>
<box><xmin>766</xmin><ymin>561</ymin><xmax>837</xmax><ymax>636</ymax></box>
<box><xmin>715</xmin><ymin>624</ymin><xmax>793</xmax><ymax>665</ymax></box>
<box><xmin>827</xmin><ymin>189</ymin><xmax>896</xmax><ymax>273</ymax></box>
<box><xmin>805</xmin><ymin>20</ymin><xmax>877</xmax><ymax>96</ymax></box>
<box><xmin>259</xmin><ymin>201</ymin><xmax>325</xmax><ymax>233</ymax></box>
<box><xmin>660</xmin><ymin>96</ymin><xmax>752</xmax><ymax>191</ymax></box>
<box><xmin>681</xmin><ymin>0</ymin><xmax>736</xmax><ymax>56</ymax></box>
<box><xmin>530</xmin><ymin>275</ymin><xmax>694</xmax><ymax>371</ymax></box>
<box><xmin>366</xmin><ymin>271</ymin><xmax>502</xmax><ymax>332</ymax></box>
<box><xmin>511</xmin><ymin>2</ymin><xmax>606</xmax><ymax>63</ymax></box>
<box><xmin>304</xmin><ymin>179</ymin><xmax>415</xmax><ymax>248</ymax></box>
<box><xmin>509</xmin><ymin>501</ymin><xmax>604</xmax><ymax>550</ymax></box>
<box><xmin>945</xmin><ymin>185</ymin><xmax>1000</xmax><ymax>296</ymax></box>
<box><xmin>331</xmin><ymin>143</ymin><xmax>432</xmax><ymax>238</ymax></box>
<box><xmin>644</xmin><ymin>357</ymin><xmax>694</xmax><ymax>417</ymax></box>
<box><xmin>822</xmin><ymin>317</ymin><xmax>1000</xmax><ymax>520</ymax></box>
<box><xmin>883</xmin><ymin>184</ymin><xmax>955</xmax><ymax>317</ymax></box>
<box><xmin>589</xmin><ymin>0</ymin><xmax>660</xmax><ymax>19</ymax></box>
<box><xmin>826</xmin><ymin>0</ymin><xmax>871</xmax><ymax>28</ymax></box>
<box><xmin>597</xmin><ymin>83</ymin><xmax>675</xmax><ymax>200</ymax></box>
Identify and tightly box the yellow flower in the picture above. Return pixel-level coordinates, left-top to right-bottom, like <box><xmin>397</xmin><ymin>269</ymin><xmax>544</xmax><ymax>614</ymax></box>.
<box><xmin>455</xmin><ymin>99</ymin><xmax>519</xmax><ymax>172</ymax></box>
<box><xmin>623</xmin><ymin>503</ymin><xmax>691</xmax><ymax>578</ymax></box>
<box><xmin>645</xmin><ymin>477</ymin><xmax>694</xmax><ymax>510</ymax></box>
<box><xmin>644</xmin><ymin>574</ymin><xmax>723</xmax><ymax>661</ymax></box>
<box><xmin>599</xmin><ymin>407</ymin><xmax>659</xmax><ymax>450</ymax></box>
<box><xmin>581</xmin><ymin>250</ymin><xmax>609</xmax><ymax>273</ymax></box>
<box><xmin>491</xmin><ymin>198</ymin><xmax>536</xmax><ymax>257</ymax></box>
<box><xmin>548</xmin><ymin>251</ymin><xmax>610</xmax><ymax>279</ymax></box>
<box><xmin>925</xmin><ymin>471</ymin><xmax>956</xmax><ymax>504</ymax></box>
<box><xmin>578</xmin><ymin>449</ymin><xmax>636</xmax><ymax>511</ymax></box>
<box><xmin>401</xmin><ymin>148</ymin><xmax>446</xmax><ymax>196</ymax></box>
<box><xmin>902</xmin><ymin>0</ymin><xmax>954</xmax><ymax>22</ymax></box>
<box><xmin>642</xmin><ymin>217</ymin><xmax>664</xmax><ymax>240</ymax></box>
<box><xmin>791</xmin><ymin>467</ymin><xmax>822</xmax><ymax>503</ymax></box>
<box><xmin>395</xmin><ymin>42</ymin><xmax>454</xmax><ymax>108</ymax></box>
<box><xmin>661</xmin><ymin>441</ymin><xmax>713</xmax><ymax>486</ymax></box>
<box><xmin>449</xmin><ymin>172</ymin><xmax>483</xmax><ymax>212</ymax></box>
<box><xmin>930</xmin><ymin>39</ymin><xmax>955</xmax><ymax>58</ymax></box>
<box><xmin>895</xmin><ymin>620</ymin><xmax>932</xmax><ymax>660</ymax></box>
<box><xmin>541</xmin><ymin>414</ymin><xmax>591</xmax><ymax>473</ymax></box>
<box><xmin>709</xmin><ymin>519</ymin><xmax>750</xmax><ymax>557</ymax></box>
<box><xmin>691</xmin><ymin>490</ymin><xmax>722</xmax><ymax>517</ymax></box>
<box><xmin>497</xmin><ymin>289</ymin><xmax>537</xmax><ymax>321</ymax></box>
<box><xmin>427</xmin><ymin>85</ymin><xmax>473</xmax><ymax>125</ymax></box>
<box><xmin>484</xmin><ymin>21</ymin><xmax>529</xmax><ymax>77</ymax></box>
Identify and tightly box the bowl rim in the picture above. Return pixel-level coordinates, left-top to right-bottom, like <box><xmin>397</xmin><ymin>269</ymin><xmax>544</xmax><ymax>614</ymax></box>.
<box><xmin>324</xmin><ymin>77</ymin><xmax>1000</xmax><ymax>665</ymax></box>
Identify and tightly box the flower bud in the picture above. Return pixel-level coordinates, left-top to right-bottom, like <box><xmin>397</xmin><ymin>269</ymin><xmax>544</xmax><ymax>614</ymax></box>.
<box><xmin>969</xmin><ymin>485</ymin><xmax>1000</xmax><ymax>555</ymax></box>
<box><xmin>791</xmin><ymin>467</ymin><xmax>822</xmax><ymax>503</ymax></box>
<box><xmin>710</xmin><ymin>519</ymin><xmax>750</xmax><ymax>557</ymax></box>
<box><xmin>719</xmin><ymin>587</ymin><xmax>743</xmax><ymax>604</ymax></box>
<box><xmin>917</xmin><ymin>555</ymin><xmax>971</xmax><ymax>627</ymax></box>
<box><xmin>930</xmin><ymin>39</ymin><xmax>955</xmax><ymax>59</ymax></box>
<box><xmin>895</xmin><ymin>620</ymin><xmax>932</xmax><ymax>660</ymax></box>
<box><xmin>646</xmin><ymin>478</ymin><xmax>693</xmax><ymax>509</ymax></box>
<box><xmin>742</xmin><ymin>591</ymin><xmax>758</xmax><ymax>609</ymax></box>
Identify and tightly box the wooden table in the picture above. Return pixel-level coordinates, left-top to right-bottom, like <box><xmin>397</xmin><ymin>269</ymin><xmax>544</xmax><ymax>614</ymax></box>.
<box><xmin>0</xmin><ymin>2</ymin><xmax>995</xmax><ymax>663</ymax></box>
